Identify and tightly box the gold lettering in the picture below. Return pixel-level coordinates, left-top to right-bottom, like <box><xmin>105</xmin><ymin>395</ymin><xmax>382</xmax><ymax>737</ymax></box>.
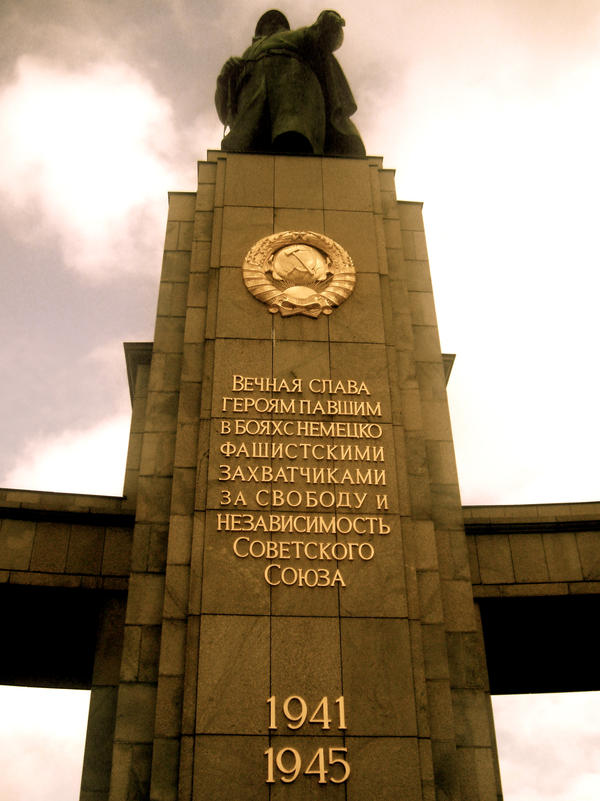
<box><xmin>231</xmin><ymin>375</ymin><xmax>304</xmax><ymax>394</ymax></box>
<box><xmin>233</xmin><ymin>536</ymin><xmax>249</xmax><ymax>557</ymax></box>
<box><xmin>376</xmin><ymin>493</ymin><xmax>389</xmax><ymax>510</ymax></box>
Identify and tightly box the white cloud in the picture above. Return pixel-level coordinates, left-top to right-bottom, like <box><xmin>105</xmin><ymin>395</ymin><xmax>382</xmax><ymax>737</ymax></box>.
<box><xmin>0</xmin><ymin>685</ymin><xmax>89</xmax><ymax>801</ymax></box>
<box><xmin>0</xmin><ymin>56</ymin><xmax>195</xmax><ymax>280</ymax></box>
<box><xmin>370</xmin><ymin>45</ymin><xmax>600</xmax><ymax>506</ymax></box>
<box><xmin>493</xmin><ymin>692</ymin><xmax>600</xmax><ymax>801</ymax></box>
<box><xmin>2</xmin><ymin>413</ymin><xmax>131</xmax><ymax>496</ymax></box>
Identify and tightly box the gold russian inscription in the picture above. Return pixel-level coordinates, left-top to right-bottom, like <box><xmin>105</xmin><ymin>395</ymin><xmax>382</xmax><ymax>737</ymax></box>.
<box><xmin>222</xmin><ymin>396</ymin><xmax>381</xmax><ymax>416</ymax></box>
<box><xmin>218</xmin><ymin>464</ymin><xmax>386</xmax><ymax>485</ymax></box>
<box><xmin>225</xmin><ymin>419</ymin><xmax>382</xmax><ymax>438</ymax></box>
<box><xmin>233</xmin><ymin>537</ymin><xmax>375</xmax><ymax>562</ymax></box>
<box><xmin>297</xmin><ymin>398</ymin><xmax>381</xmax><ymax>416</ymax></box>
<box><xmin>308</xmin><ymin>378</ymin><xmax>370</xmax><ymax>395</ymax></box>
<box><xmin>232</xmin><ymin>375</ymin><xmax>370</xmax><ymax>396</ymax></box>
<box><xmin>264</xmin><ymin>564</ymin><xmax>346</xmax><ymax>587</ymax></box>
<box><xmin>214</xmin><ymin>373</ymin><xmax>395</xmax><ymax>586</ymax></box>
<box><xmin>218</xmin><ymin>512</ymin><xmax>390</xmax><ymax>536</ymax></box>
<box><xmin>255</xmin><ymin>489</ymin><xmax>368</xmax><ymax>508</ymax></box>
<box><xmin>232</xmin><ymin>375</ymin><xmax>302</xmax><ymax>393</ymax></box>
<box><xmin>219</xmin><ymin>441</ymin><xmax>384</xmax><ymax>461</ymax></box>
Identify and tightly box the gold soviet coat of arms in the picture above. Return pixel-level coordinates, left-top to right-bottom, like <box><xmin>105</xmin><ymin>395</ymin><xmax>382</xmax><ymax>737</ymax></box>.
<box><xmin>242</xmin><ymin>231</ymin><xmax>356</xmax><ymax>317</ymax></box>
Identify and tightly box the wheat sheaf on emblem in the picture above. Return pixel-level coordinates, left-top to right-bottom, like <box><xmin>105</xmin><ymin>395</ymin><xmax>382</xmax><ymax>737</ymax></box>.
<box><xmin>242</xmin><ymin>231</ymin><xmax>356</xmax><ymax>318</ymax></box>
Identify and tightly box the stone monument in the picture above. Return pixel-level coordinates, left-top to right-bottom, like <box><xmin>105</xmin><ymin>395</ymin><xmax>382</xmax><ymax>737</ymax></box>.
<box><xmin>5</xmin><ymin>10</ymin><xmax>599</xmax><ymax>801</ymax></box>
<box><xmin>100</xmin><ymin>12</ymin><xmax>502</xmax><ymax>797</ymax></box>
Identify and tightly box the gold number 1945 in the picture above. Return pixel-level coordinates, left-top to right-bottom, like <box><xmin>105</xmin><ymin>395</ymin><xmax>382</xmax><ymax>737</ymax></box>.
<box><xmin>265</xmin><ymin>746</ymin><xmax>350</xmax><ymax>784</ymax></box>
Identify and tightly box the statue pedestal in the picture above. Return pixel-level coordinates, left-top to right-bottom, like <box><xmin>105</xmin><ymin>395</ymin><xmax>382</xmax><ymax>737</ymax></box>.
<box><xmin>111</xmin><ymin>151</ymin><xmax>501</xmax><ymax>800</ymax></box>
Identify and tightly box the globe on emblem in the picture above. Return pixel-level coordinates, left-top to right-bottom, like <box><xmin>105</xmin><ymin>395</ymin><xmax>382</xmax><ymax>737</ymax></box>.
<box><xmin>270</xmin><ymin>245</ymin><xmax>330</xmax><ymax>284</ymax></box>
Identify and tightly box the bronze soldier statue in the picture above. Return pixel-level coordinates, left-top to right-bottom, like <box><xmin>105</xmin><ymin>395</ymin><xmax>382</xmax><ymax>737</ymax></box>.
<box><xmin>215</xmin><ymin>9</ymin><xmax>365</xmax><ymax>156</ymax></box>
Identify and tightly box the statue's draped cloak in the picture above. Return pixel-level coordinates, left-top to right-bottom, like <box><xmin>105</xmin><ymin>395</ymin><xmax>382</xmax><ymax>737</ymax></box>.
<box><xmin>216</xmin><ymin>23</ymin><xmax>365</xmax><ymax>156</ymax></box>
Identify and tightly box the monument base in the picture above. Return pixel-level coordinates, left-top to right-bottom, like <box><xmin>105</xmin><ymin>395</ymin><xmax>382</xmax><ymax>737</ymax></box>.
<box><xmin>106</xmin><ymin>151</ymin><xmax>502</xmax><ymax>800</ymax></box>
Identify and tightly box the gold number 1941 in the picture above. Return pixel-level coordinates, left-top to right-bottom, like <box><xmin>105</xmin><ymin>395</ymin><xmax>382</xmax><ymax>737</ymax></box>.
<box><xmin>267</xmin><ymin>695</ymin><xmax>347</xmax><ymax>730</ymax></box>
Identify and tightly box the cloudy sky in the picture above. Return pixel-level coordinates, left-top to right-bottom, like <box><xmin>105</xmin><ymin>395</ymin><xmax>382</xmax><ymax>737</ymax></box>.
<box><xmin>1</xmin><ymin>0</ymin><xmax>599</xmax><ymax>798</ymax></box>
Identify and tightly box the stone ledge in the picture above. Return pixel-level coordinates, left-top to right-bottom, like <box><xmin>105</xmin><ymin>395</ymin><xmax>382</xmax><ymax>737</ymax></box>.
<box><xmin>473</xmin><ymin>581</ymin><xmax>600</xmax><ymax>598</ymax></box>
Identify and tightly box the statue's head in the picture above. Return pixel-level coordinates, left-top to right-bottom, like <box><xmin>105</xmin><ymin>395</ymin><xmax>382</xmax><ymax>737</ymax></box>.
<box><xmin>255</xmin><ymin>9</ymin><xmax>290</xmax><ymax>37</ymax></box>
<box><xmin>317</xmin><ymin>10</ymin><xmax>345</xmax><ymax>50</ymax></box>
